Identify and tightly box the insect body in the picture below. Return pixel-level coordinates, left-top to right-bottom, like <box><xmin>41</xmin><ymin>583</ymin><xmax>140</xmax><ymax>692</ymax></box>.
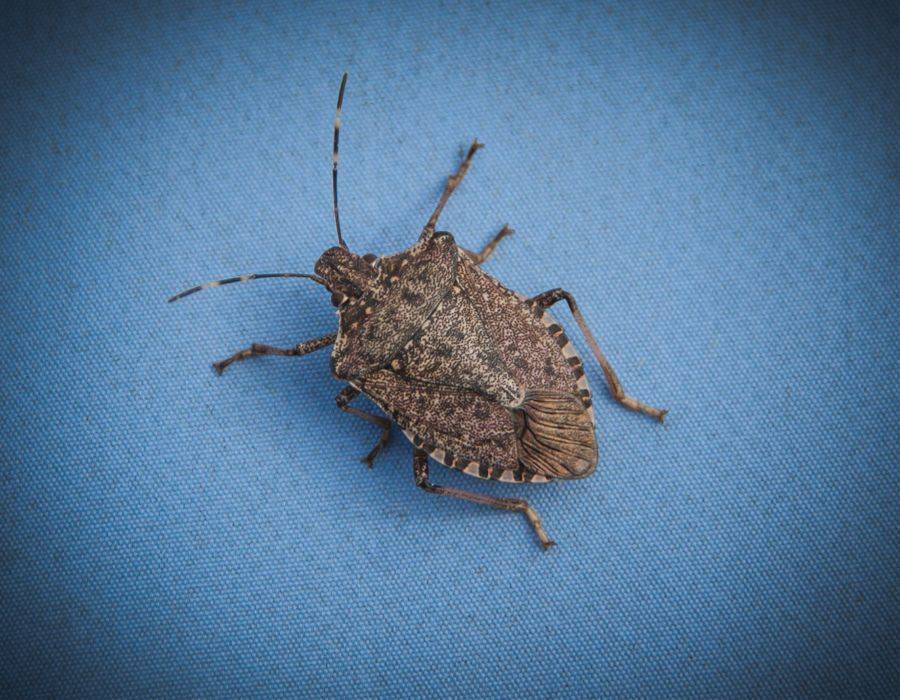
<box><xmin>171</xmin><ymin>74</ymin><xmax>667</xmax><ymax>549</ymax></box>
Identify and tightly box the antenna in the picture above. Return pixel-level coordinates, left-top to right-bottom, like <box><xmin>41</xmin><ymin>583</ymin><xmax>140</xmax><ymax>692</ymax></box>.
<box><xmin>333</xmin><ymin>72</ymin><xmax>349</xmax><ymax>249</ymax></box>
<box><xmin>168</xmin><ymin>273</ymin><xmax>327</xmax><ymax>303</ymax></box>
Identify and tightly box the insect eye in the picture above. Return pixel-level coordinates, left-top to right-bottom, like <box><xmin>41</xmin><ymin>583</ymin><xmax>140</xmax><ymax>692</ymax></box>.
<box><xmin>330</xmin><ymin>292</ymin><xmax>345</xmax><ymax>307</ymax></box>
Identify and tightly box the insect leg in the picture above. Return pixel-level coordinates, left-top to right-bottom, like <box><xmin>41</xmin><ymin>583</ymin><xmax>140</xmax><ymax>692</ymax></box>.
<box><xmin>530</xmin><ymin>288</ymin><xmax>668</xmax><ymax>422</ymax></box>
<box><xmin>423</xmin><ymin>139</ymin><xmax>483</xmax><ymax>234</ymax></box>
<box><xmin>412</xmin><ymin>448</ymin><xmax>556</xmax><ymax>550</ymax></box>
<box><xmin>461</xmin><ymin>225</ymin><xmax>514</xmax><ymax>265</ymax></box>
<box><xmin>212</xmin><ymin>332</ymin><xmax>336</xmax><ymax>375</ymax></box>
<box><xmin>335</xmin><ymin>385</ymin><xmax>392</xmax><ymax>468</ymax></box>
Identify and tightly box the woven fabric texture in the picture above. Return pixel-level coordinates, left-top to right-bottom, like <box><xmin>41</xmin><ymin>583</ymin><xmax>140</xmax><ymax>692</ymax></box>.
<box><xmin>1</xmin><ymin>1</ymin><xmax>897</xmax><ymax>697</ymax></box>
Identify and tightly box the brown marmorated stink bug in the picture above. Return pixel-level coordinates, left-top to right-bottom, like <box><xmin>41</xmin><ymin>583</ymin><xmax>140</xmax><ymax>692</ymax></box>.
<box><xmin>170</xmin><ymin>74</ymin><xmax>667</xmax><ymax>549</ymax></box>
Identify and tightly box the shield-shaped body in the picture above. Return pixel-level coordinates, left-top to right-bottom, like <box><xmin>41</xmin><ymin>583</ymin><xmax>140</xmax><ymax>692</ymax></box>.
<box><xmin>325</xmin><ymin>231</ymin><xmax>598</xmax><ymax>483</ymax></box>
<box><xmin>173</xmin><ymin>74</ymin><xmax>667</xmax><ymax>549</ymax></box>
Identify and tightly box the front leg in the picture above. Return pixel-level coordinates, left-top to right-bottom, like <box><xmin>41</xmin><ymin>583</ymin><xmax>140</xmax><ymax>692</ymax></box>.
<box><xmin>529</xmin><ymin>288</ymin><xmax>667</xmax><ymax>422</ymax></box>
<box><xmin>412</xmin><ymin>449</ymin><xmax>555</xmax><ymax>550</ymax></box>
<box><xmin>423</xmin><ymin>139</ymin><xmax>483</xmax><ymax>235</ymax></box>
<box><xmin>336</xmin><ymin>385</ymin><xmax>392</xmax><ymax>468</ymax></box>
<box><xmin>213</xmin><ymin>332</ymin><xmax>336</xmax><ymax>375</ymax></box>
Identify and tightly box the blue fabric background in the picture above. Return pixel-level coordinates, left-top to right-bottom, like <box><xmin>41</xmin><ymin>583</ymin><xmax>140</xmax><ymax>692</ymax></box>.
<box><xmin>1</xmin><ymin>1</ymin><xmax>897</xmax><ymax>697</ymax></box>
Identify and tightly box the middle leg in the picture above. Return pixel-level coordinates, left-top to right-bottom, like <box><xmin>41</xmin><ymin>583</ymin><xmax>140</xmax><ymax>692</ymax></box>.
<box><xmin>336</xmin><ymin>385</ymin><xmax>392</xmax><ymax>468</ymax></box>
<box><xmin>412</xmin><ymin>448</ymin><xmax>555</xmax><ymax>549</ymax></box>
<box><xmin>461</xmin><ymin>225</ymin><xmax>514</xmax><ymax>265</ymax></box>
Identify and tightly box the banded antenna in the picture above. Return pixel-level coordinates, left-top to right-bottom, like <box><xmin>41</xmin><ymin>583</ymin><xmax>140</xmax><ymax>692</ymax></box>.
<box><xmin>168</xmin><ymin>272</ymin><xmax>327</xmax><ymax>303</ymax></box>
<box><xmin>332</xmin><ymin>72</ymin><xmax>349</xmax><ymax>249</ymax></box>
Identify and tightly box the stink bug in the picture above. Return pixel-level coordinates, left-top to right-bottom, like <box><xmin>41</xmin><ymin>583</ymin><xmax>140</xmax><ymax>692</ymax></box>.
<box><xmin>170</xmin><ymin>74</ymin><xmax>667</xmax><ymax>549</ymax></box>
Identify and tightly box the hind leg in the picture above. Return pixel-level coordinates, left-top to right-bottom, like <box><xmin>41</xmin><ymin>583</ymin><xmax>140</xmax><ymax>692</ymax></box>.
<box><xmin>529</xmin><ymin>289</ymin><xmax>667</xmax><ymax>422</ymax></box>
<box><xmin>412</xmin><ymin>449</ymin><xmax>555</xmax><ymax>549</ymax></box>
<box><xmin>213</xmin><ymin>332</ymin><xmax>336</xmax><ymax>375</ymax></box>
<box><xmin>336</xmin><ymin>386</ymin><xmax>392</xmax><ymax>468</ymax></box>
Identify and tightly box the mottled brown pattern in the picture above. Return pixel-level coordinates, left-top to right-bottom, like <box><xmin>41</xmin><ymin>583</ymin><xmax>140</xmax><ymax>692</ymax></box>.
<box><xmin>359</xmin><ymin>369</ymin><xmax>520</xmax><ymax>470</ymax></box>
<box><xmin>174</xmin><ymin>74</ymin><xmax>667</xmax><ymax>549</ymax></box>
<box><xmin>396</xmin><ymin>288</ymin><xmax>521</xmax><ymax>406</ymax></box>
<box><xmin>326</xmin><ymin>234</ymin><xmax>458</xmax><ymax>378</ymax></box>
<box><xmin>456</xmin><ymin>260</ymin><xmax>581</xmax><ymax>399</ymax></box>
<box><xmin>334</xmin><ymin>233</ymin><xmax>600</xmax><ymax>481</ymax></box>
